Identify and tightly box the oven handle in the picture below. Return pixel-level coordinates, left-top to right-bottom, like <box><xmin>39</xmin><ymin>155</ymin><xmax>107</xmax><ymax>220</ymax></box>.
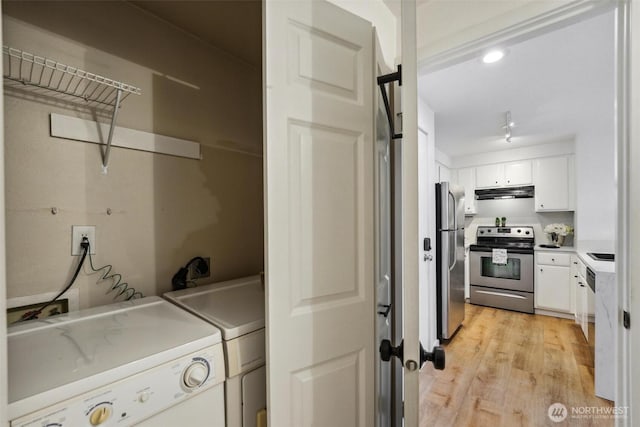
<box><xmin>474</xmin><ymin>290</ymin><xmax>528</xmax><ymax>300</ymax></box>
<box><xmin>469</xmin><ymin>250</ymin><xmax>532</xmax><ymax>257</ymax></box>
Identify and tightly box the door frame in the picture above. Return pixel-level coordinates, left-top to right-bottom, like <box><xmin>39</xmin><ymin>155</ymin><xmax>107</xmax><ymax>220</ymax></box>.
<box><xmin>0</xmin><ymin>0</ymin><xmax>7</xmax><ymax>423</ymax></box>
<box><xmin>417</xmin><ymin>0</ymin><xmax>632</xmax><ymax>423</ymax></box>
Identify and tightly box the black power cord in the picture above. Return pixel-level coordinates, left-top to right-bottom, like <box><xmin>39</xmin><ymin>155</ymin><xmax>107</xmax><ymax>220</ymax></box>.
<box><xmin>18</xmin><ymin>238</ymin><xmax>89</xmax><ymax>322</ymax></box>
<box><xmin>171</xmin><ymin>256</ymin><xmax>209</xmax><ymax>290</ymax></box>
<box><xmin>86</xmin><ymin>239</ymin><xmax>143</xmax><ymax>300</ymax></box>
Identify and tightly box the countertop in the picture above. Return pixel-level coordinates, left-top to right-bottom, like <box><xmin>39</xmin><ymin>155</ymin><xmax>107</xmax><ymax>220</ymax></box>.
<box><xmin>577</xmin><ymin>251</ymin><xmax>615</xmax><ymax>274</ymax></box>
<box><xmin>534</xmin><ymin>245</ymin><xmax>576</xmax><ymax>253</ymax></box>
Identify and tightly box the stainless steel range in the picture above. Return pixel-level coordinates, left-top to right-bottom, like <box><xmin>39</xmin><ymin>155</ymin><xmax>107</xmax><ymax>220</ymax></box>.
<box><xmin>469</xmin><ymin>226</ymin><xmax>535</xmax><ymax>313</ymax></box>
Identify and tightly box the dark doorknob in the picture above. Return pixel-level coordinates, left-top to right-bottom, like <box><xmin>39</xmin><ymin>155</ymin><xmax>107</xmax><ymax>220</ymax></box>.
<box><xmin>420</xmin><ymin>343</ymin><xmax>445</xmax><ymax>370</ymax></box>
<box><xmin>380</xmin><ymin>339</ymin><xmax>403</xmax><ymax>363</ymax></box>
<box><xmin>381</xmin><ymin>339</ymin><xmax>445</xmax><ymax>370</ymax></box>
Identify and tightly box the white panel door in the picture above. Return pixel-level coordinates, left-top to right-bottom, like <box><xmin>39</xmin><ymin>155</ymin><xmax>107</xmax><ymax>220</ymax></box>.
<box><xmin>264</xmin><ymin>1</ymin><xmax>374</xmax><ymax>426</ymax></box>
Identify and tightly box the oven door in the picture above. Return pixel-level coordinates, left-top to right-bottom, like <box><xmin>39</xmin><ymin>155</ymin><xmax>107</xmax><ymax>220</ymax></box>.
<box><xmin>469</xmin><ymin>250</ymin><xmax>533</xmax><ymax>292</ymax></box>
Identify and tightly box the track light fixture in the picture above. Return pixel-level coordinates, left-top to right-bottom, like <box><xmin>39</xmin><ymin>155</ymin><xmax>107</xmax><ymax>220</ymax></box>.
<box><xmin>504</xmin><ymin>111</ymin><xmax>514</xmax><ymax>142</ymax></box>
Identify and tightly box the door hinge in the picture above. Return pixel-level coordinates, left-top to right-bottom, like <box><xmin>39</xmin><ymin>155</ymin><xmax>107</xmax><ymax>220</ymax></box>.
<box><xmin>377</xmin><ymin>65</ymin><xmax>403</xmax><ymax>140</ymax></box>
<box><xmin>624</xmin><ymin>310</ymin><xmax>630</xmax><ymax>329</ymax></box>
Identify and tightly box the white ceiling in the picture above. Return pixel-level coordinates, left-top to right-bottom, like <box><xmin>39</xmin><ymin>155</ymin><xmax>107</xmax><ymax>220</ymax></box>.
<box><xmin>418</xmin><ymin>11</ymin><xmax>615</xmax><ymax>158</ymax></box>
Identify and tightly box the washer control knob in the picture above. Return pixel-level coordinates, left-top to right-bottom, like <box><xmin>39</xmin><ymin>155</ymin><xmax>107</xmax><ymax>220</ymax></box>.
<box><xmin>89</xmin><ymin>405</ymin><xmax>112</xmax><ymax>426</ymax></box>
<box><xmin>183</xmin><ymin>362</ymin><xmax>209</xmax><ymax>389</ymax></box>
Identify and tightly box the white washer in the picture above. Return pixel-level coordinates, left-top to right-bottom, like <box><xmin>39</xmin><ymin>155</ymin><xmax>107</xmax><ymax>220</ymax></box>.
<box><xmin>8</xmin><ymin>296</ymin><xmax>226</xmax><ymax>427</ymax></box>
<box><xmin>164</xmin><ymin>275</ymin><xmax>266</xmax><ymax>427</ymax></box>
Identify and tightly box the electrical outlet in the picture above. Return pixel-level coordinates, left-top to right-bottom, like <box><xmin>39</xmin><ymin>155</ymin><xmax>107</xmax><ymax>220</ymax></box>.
<box><xmin>71</xmin><ymin>225</ymin><xmax>96</xmax><ymax>255</ymax></box>
<box><xmin>190</xmin><ymin>257</ymin><xmax>211</xmax><ymax>280</ymax></box>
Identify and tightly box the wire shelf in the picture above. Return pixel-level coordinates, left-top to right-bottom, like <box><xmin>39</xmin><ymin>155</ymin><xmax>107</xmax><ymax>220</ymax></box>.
<box><xmin>3</xmin><ymin>45</ymin><xmax>142</xmax><ymax>173</ymax></box>
<box><xmin>2</xmin><ymin>46</ymin><xmax>141</xmax><ymax>107</ymax></box>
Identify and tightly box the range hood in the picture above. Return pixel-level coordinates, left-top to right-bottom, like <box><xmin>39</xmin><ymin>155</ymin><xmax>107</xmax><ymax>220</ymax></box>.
<box><xmin>475</xmin><ymin>185</ymin><xmax>534</xmax><ymax>200</ymax></box>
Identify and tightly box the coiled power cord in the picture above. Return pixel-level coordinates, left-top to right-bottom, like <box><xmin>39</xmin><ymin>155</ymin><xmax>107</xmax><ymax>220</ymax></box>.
<box><xmin>16</xmin><ymin>237</ymin><xmax>142</xmax><ymax>322</ymax></box>
<box><xmin>85</xmin><ymin>238</ymin><xmax>143</xmax><ymax>300</ymax></box>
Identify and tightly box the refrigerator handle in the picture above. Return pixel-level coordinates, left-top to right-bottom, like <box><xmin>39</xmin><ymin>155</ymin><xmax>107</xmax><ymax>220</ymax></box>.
<box><xmin>448</xmin><ymin>231</ymin><xmax>457</xmax><ymax>272</ymax></box>
<box><xmin>448</xmin><ymin>191</ymin><xmax>456</xmax><ymax>231</ymax></box>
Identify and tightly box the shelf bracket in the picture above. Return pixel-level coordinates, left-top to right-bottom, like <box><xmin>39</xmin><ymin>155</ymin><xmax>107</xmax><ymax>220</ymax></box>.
<box><xmin>377</xmin><ymin>65</ymin><xmax>402</xmax><ymax>140</ymax></box>
<box><xmin>101</xmin><ymin>88</ymin><xmax>122</xmax><ymax>174</ymax></box>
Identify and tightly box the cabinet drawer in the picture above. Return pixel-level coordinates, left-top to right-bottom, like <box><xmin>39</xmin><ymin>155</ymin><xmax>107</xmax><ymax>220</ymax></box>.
<box><xmin>537</xmin><ymin>252</ymin><xmax>571</xmax><ymax>266</ymax></box>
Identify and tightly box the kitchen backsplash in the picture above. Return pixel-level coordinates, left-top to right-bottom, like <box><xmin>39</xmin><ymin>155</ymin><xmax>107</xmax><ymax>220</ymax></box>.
<box><xmin>464</xmin><ymin>198</ymin><xmax>575</xmax><ymax>246</ymax></box>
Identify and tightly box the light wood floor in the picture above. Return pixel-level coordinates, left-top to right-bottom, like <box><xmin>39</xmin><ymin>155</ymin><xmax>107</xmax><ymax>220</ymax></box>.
<box><xmin>419</xmin><ymin>304</ymin><xmax>613</xmax><ymax>427</ymax></box>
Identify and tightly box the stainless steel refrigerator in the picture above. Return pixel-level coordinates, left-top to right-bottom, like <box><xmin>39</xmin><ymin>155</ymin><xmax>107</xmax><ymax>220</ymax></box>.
<box><xmin>436</xmin><ymin>182</ymin><xmax>466</xmax><ymax>340</ymax></box>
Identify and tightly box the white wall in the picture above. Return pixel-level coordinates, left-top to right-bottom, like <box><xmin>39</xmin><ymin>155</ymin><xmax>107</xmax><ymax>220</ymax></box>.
<box><xmin>574</xmin><ymin>116</ymin><xmax>616</xmax><ymax>250</ymax></box>
<box><xmin>3</xmin><ymin>3</ymin><xmax>264</xmax><ymax>309</ymax></box>
<box><xmin>466</xmin><ymin>198</ymin><xmax>575</xmax><ymax>247</ymax></box>
<box><xmin>451</xmin><ymin>140</ymin><xmax>575</xmax><ymax>169</ymax></box>
<box><xmin>418</xmin><ymin>97</ymin><xmax>437</xmax><ymax>348</ymax></box>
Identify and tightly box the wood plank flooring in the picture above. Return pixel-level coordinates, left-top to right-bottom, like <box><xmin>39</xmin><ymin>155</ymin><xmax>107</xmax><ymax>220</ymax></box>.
<box><xmin>419</xmin><ymin>304</ymin><xmax>613</xmax><ymax>427</ymax></box>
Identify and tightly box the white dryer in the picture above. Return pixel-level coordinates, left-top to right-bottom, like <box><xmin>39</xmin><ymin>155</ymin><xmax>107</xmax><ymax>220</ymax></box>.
<box><xmin>164</xmin><ymin>275</ymin><xmax>266</xmax><ymax>427</ymax></box>
<box><xmin>8</xmin><ymin>296</ymin><xmax>226</xmax><ymax>427</ymax></box>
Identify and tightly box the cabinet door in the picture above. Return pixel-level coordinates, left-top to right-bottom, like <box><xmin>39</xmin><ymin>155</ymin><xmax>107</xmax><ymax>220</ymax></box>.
<box><xmin>570</xmin><ymin>256</ymin><xmax>579</xmax><ymax>317</ymax></box>
<box><xmin>577</xmin><ymin>274</ymin><xmax>589</xmax><ymax>339</ymax></box>
<box><xmin>457</xmin><ymin>167</ymin><xmax>476</xmax><ymax>214</ymax></box>
<box><xmin>504</xmin><ymin>161</ymin><xmax>532</xmax><ymax>186</ymax></box>
<box><xmin>476</xmin><ymin>164</ymin><xmax>504</xmax><ymax>188</ymax></box>
<box><xmin>535</xmin><ymin>264</ymin><xmax>571</xmax><ymax>312</ymax></box>
<box><xmin>438</xmin><ymin>163</ymin><xmax>451</xmax><ymax>183</ymax></box>
<box><xmin>575</xmin><ymin>277</ymin><xmax>587</xmax><ymax>337</ymax></box>
<box><xmin>534</xmin><ymin>157</ymin><xmax>569</xmax><ymax>211</ymax></box>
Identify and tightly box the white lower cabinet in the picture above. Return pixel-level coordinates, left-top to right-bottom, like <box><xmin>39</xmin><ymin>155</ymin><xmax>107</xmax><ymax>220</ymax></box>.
<box><xmin>576</xmin><ymin>273</ymin><xmax>588</xmax><ymax>338</ymax></box>
<box><xmin>535</xmin><ymin>251</ymin><xmax>572</xmax><ymax>313</ymax></box>
<box><xmin>570</xmin><ymin>255</ymin><xmax>579</xmax><ymax>319</ymax></box>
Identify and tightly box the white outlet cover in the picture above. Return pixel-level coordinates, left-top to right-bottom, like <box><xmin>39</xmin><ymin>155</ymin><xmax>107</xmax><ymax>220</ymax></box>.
<box><xmin>71</xmin><ymin>225</ymin><xmax>96</xmax><ymax>255</ymax></box>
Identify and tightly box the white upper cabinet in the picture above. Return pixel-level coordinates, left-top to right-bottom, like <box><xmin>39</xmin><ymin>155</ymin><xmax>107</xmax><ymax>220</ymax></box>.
<box><xmin>533</xmin><ymin>156</ymin><xmax>575</xmax><ymax>211</ymax></box>
<box><xmin>475</xmin><ymin>160</ymin><xmax>532</xmax><ymax>188</ymax></box>
<box><xmin>438</xmin><ymin>162</ymin><xmax>453</xmax><ymax>183</ymax></box>
<box><xmin>475</xmin><ymin>164</ymin><xmax>504</xmax><ymax>188</ymax></box>
<box><xmin>456</xmin><ymin>167</ymin><xmax>476</xmax><ymax>215</ymax></box>
<box><xmin>503</xmin><ymin>161</ymin><xmax>532</xmax><ymax>186</ymax></box>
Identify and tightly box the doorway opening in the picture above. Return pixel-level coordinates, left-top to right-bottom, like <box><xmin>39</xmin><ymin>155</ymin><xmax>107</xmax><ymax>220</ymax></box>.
<box><xmin>417</xmin><ymin>4</ymin><xmax>623</xmax><ymax>424</ymax></box>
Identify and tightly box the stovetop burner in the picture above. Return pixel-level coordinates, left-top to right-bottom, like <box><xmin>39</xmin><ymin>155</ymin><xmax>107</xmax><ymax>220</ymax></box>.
<box><xmin>471</xmin><ymin>226</ymin><xmax>535</xmax><ymax>253</ymax></box>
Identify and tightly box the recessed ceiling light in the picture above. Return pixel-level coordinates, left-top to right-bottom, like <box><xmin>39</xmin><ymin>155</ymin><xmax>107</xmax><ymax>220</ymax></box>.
<box><xmin>482</xmin><ymin>50</ymin><xmax>505</xmax><ymax>64</ymax></box>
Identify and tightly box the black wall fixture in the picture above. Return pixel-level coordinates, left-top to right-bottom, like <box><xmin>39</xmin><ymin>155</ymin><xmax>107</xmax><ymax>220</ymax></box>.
<box><xmin>377</xmin><ymin>64</ymin><xmax>402</xmax><ymax>140</ymax></box>
<box><xmin>171</xmin><ymin>257</ymin><xmax>210</xmax><ymax>290</ymax></box>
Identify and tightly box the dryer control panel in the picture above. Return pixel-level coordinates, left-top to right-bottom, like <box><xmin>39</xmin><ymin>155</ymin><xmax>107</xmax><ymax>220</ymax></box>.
<box><xmin>10</xmin><ymin>345</ymin><xmax>225</xmax><ymax>427</ymax></box>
